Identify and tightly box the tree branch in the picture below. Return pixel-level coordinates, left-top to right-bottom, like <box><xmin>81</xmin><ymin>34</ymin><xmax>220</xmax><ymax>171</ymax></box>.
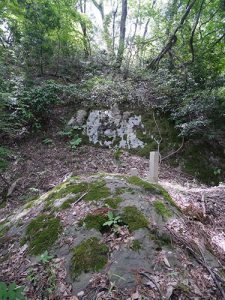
<box><xmin>147</xmin><ymin>0</ymin><xmax>197</xmax><ymax>69</ymax></box>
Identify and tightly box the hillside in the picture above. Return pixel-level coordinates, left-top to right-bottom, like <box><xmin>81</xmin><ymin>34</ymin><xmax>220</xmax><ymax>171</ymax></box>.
<box><xmin>1</xmin><ymin>0</ymin><xmax>225</xmax><ymax>299</ymax></box>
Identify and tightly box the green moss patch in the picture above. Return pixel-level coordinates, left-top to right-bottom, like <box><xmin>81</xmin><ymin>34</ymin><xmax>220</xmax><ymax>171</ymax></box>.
<box><xmin>45</xmin><ymin>182</ymin><xmax>88</xmax><ymax>203</ymax></box>
<box><xmin>127</xmin><ymin>176</ymin><xmax>180</xmax><ymax>210</ymax></box>
<box><xmin>104</xmin><ymin>197</ymin><xmax>123</xmax><ymax>209</ymax></box>
<box><xmin>79</xmin><ymin>214</ymin><xmax>108</xmax><ymax>232</ymax></box>
<box><xmin>149</xmin><ymin>228</ymin><xmax>172</xmax><ymax>249</ymax></box>
<box><xmin>153</xmin><ymin>200</ymin><xmax>172</xmax><ymax>218</ymax></box>
<box><xmin>131</xmin><ymin>240</ymin><xmax>142</xmax><ymax>251</ymax></box>
<box><xmin>0</xmin><ymin>222</ymin><xmax>9</xmax><ymax>238</ymax></box>
<box><xmin>0</xmin><ymin>201</ymin><xmax>7</xmax><ymax>209</ymax></box>
<box><xmin>127</xmin><ymin>176</ymin><xmax>160</xmax><ymax>193</ymax></box>
<box><xmin>24</xmin><ymin>214</ymin><xmax>62</xmax><ymax>255</ymax></box>
<box><xmin>60</xmin><ymin>196</ymin><xmax>79</xmax><ymax>210</ymax></box>
<box><xmin>71</xmin><ymin>237</ymin><xmax>109</xmax><ymax>278</ymax></box>
<box><xmin>121</xmin><ymin>206</ymin><xmax>149</xmax><ymax>232</ymax></box>
<box><xmin>83</xmin><ymin>180</ymin><xmax>111</xmax><ymax>201</ymax></box>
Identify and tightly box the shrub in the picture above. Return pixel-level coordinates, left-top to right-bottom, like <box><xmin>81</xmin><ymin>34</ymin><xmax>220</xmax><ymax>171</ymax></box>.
<box><xmin>15</xmin><ymin>81</ymin><xmax>63</xmax><ymax>129</ymax></box>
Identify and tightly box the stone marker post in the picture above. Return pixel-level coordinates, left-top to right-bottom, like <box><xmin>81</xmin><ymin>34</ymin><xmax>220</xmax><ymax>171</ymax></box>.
<box><xmin>149</xmin><ymin>151</ymin><xmax>159</xmax><ymax>183</ymax></box>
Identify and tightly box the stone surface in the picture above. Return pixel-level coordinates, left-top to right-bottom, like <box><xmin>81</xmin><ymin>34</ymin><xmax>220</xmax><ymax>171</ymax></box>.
<box><xmin>129</xmin><ymin>168</ymin><xmax>139</xmax><ymax>176</ymax></box>
<box><xmin>68</xmin><ymin>109</ymin><xmax>87</xmax><ymax>126</ymax></box>
<box><xmin>149</xmin><ymin>151</ymin><xmax>159</xmax><ymax>183</ymax></box>
<box><xmin>84</xmin><ymin>108</ymin><xmax>145</xmax><ymax>149</ymax></box>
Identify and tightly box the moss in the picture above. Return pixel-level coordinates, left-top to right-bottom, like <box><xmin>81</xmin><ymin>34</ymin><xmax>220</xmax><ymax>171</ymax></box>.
<box><xmin>115</xmin><ymin>187</ymin><xmax>127</xmax><ymax>195</ymax></box>
<box><xmin>156</xmin><ymin>185</ymin><xmax>180</xmax><ymax>210</ymax></box>
<box><xmin>71</xmin><ymin>237</ymin><xmax>109</xmax><ymax>278</ymax></box>
<box><xmin>127</xmin><ymin>176</ymin><xmax>161</xmax><ymax>194</ymax></box>
<box><xmin>24</xmin><ymin>199</ymin><xmax>36</xmax><ymax>209</ymax></box>
<box><xmin>45</xmin><ymin>182</ymin><xmax>88</xmax><ymax>203</ymax></box>
<box><xmin>24</xmin><ymin>214</ymin><xmax>62</xmax><ymax>255</ymax></box>
<box><xmin>149</xmin><ymin>228</ymin><xmax>172</xmax><ymax>249</ymax></box>
<box><xmin>153</xmin><ymin>200</ymin><xmax>172</xmax><ymax>218</ymax></box>
<box><xmin>127</xmin><ymin>176</ymin><xmax>180</xmax><ymax>210</ymax></box>
<box><xmin>83</xmin><ymin>180</ymin><xmax>111</xmax><ymax>201</ymax></box>
<box><xmin>79</xmin><ymin>214</ymin><xmax>108</xmax><ymax>232</ymax></box>
<box><xmin>104</xmin><ymin>197</ymin><xmax>123</xmax><ymax>209</ymax></box>
<box><xmin>0</xmin><ymin>222</ymin><xmax>9</xmax><ymax>238</ymax></box>
<box><xmin>0</xmin><ymin>201</ymin><xmax>6</xmax><ymax>209</ymax></box>
<box><xmin>131</xmin><ymin>240</ymin><xmax>142</xmax><ymax>252</ymax></box>
<box><xmin>59</xmin><ymin>196</ymin><xmax>80</xmax><ymax>210</ymax></box>
<box><xmin>121</xmin><ymin>206</ymin><xmax>149</xmax><ymax>232</ymax></box>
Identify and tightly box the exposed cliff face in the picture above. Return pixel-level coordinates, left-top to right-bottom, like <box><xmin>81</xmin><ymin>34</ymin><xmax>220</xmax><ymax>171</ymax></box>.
<box><xmin>67</xmin><ymin>105</ymin><xmax>180</xmax><ymax>153</ymax></box>
<box><xmin>0</xmin><ymin>174</ymin><xmax>224</xmax><ymax>299</ymax></box>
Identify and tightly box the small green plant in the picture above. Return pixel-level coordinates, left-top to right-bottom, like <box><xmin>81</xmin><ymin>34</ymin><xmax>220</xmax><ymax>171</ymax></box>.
<box><xmin>103</xmin><ymin>211</ymin><xmax>122</xmax><ymax>229</ymax></box>
<box><xmin>59</xmin><ymin>125</ymin><xmax>82</xmax><ymax>150</ymax></box>
<box><xmin>213</xmin><ymin>168</ymin><xmax>221</xmax><ymax>176</ymax></box>
<box><xmin>37</xmin><ymin>250</ymin><xmax>54</xmax><ymax>263</ymax></box>
<box><xmin>26</xmin><ymin>268</ymin><xmax>37</xmax><ymax>285</ymax></box>
<box><xmin>0</xmin><ymin>282</ymin><xmax>25</xmax><ymax>300</ymax></box>
<box><xmin>46</xmin><ymin>267</ymin><xmax>57</xmax><ymax>296</ymax></box>
<box><xmin>113</xmin><ymin>147</ymin><xmax>122</xmax><ymax>161</ymax></box>
<box><xmin>42</xmin><ymin>138</ymin><xmax>54</xmax><ymax>145</ymax></box>
<box><xmin>69</xmin><ymin>135</ymin><xmax>82</xmax><ymax>150</ymax></box>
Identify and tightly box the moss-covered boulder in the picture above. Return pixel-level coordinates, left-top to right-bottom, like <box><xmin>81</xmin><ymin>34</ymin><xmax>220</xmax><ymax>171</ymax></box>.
<box><xmin>1</xmin><ymin>173</ymin><xmax>221</xmax><ymax>299</ymax></box>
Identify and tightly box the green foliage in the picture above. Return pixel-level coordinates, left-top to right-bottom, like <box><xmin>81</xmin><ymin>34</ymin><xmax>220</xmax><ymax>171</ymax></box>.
<box><xmin>103</xmin><ymin>211</ymin><xmax>122</xmax><ymax>228</ymax></box>
<box><xmin>0</xmin><ymin>282</ymin><xmax>25</xmax><ymax>300</ymax></box>
<box><xmin>26</xmin><ymin>265</ymin><xmax>57</xmax><ymax>298</ymax></box>
<box><xmin>59</xmin><ymin>125</ymin><xmax>84</xmax><ymax>150</ymax></box>
<box><xmin>42</xmin><ymin>138</ymin><xmax>54</xmax><ymax>145</ymax></box>
<box><xmin>24</xmin><ymin>214</ymin><xmax>61</xmax><ymax>255</ymax></box>
<box><xmin>69</xmin><ymin>135</ymin><xmax>82</xmax><ymax>150</ymax></box>
<box><xmin>121</xmin><ymin>206</ymin><xmax>149</xmax><ymax>232</ymax></box>
<box><xmin>0</xmin><ymin>146</ymin><xmax>12</xmax><ymax>171</ymax></box>
<box><xmin>71</xmin><ymin>237</ymin><xmax>108</xmax><ymax>278</ymax></box>
<box><xmin>113</xmin><ymin>147</ymin><xmax>122</xmax><ymax>161</ymax></box>
<box><xmin>15</xmin><ymin>81</ymin><xmax>62</xmax><ymax>129</ymax></box>
<box><xmin>37</xmin><ymin>250</ymin><xmax>54</xmax><ymax>264</ymax></box>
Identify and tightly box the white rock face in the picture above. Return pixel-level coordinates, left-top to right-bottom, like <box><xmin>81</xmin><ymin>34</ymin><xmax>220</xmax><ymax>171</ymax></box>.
<box><xmin>85</xmin><ymin>108</ymin><xmax>145</xmax><ymax>149</ymax></box>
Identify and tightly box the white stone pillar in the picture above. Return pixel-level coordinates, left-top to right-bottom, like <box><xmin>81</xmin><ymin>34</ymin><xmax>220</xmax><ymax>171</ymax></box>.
<box><xmin>149</xmin><ymin>151</ymin><xmax>159</xmax><ymax>183</ymax></box>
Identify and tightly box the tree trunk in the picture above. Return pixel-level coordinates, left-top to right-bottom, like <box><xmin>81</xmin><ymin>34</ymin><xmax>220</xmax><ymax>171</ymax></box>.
<box><xmin>116</xmin><ymin>0</ymin><xmax>127</xmax><ymax>68</ymax></box>
<box><xmin>147</xmin><ymin>0</ymin><xmax>197</xmax><ymax>69</ymax></box>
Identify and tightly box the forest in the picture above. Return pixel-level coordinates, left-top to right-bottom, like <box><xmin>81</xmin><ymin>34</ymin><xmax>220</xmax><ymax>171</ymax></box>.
<box><xmin>0</xmin><ymin>0</ymin><xmax>225</xmax><ymax>299</ymax></box>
